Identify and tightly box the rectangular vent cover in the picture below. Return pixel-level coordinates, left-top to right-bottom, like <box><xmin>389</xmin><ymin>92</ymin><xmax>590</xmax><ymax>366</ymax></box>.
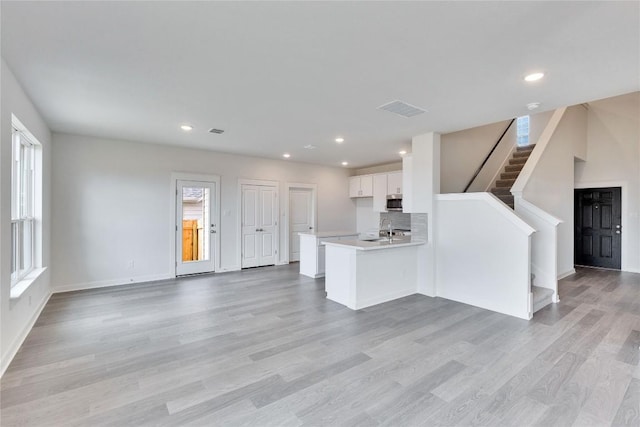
<box><xmin>378</xmin><ymin>100</ymin><xmax>426</xmax><ymax>118</ymax></box>
<box><xmin>209</xmin><ymin>128</ymin><xmax>225</xmax><ymax>134</ymax></box>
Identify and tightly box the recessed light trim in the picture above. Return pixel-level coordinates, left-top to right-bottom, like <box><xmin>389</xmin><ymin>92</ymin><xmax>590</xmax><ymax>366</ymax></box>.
<box><xmin>283</xmin><ymin>153</ymin><xmax>291</xmax><ymax>158</ymax></box>
<box><xmin>180</xmin><ymin>124</ymin><xmax>193</xmax><ymax>131</ymax></box>
<box><xmin>335</xmin><ymin>137</ymin><xmax>344</xmax><ymax>143</ymax></box>
<box><xmin>527</xmin><ymin>102</ymin><xmax>541</xmax><ymax>111</ymax></box>
<box><xmin>524</xmin><ymin>72</ymin><xmax>544</xmax><ymax>82</ymax></box>
<box><xmin>341</xmin><ymin>161</ymin><xmax>349</xmax><ymax>166</ymax></box>
<box><xmin>304</xmin><ymin>144</ymin><xmax>317</xmax><ymax>150</ymax></box>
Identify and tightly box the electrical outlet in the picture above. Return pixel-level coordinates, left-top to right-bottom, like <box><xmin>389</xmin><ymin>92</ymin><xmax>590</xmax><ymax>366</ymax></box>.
<box><xmin>127</xmin><ymin>260</ymin><xmax>134</xmax><ymax>269</ymax></box>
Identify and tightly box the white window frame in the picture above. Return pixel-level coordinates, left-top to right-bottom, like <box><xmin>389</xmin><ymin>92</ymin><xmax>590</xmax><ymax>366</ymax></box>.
<box><xmin>516</xmin><ymin>115</ymin><xmax>530</xmax><ymax>146</ymax></box>
<box><xmin>11</xmin><ymin>118</ymin><xmax>40</xmax><ymax>288</ymax></box>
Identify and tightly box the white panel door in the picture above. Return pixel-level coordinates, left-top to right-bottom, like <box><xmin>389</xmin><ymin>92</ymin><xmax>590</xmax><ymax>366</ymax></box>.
<box><xmin>241</xmin><ymin>185</ymin><xmax>260</xmax><ymax>268</ymax></box>
<box><xmin>258</xmin><ymin>186</ymin><xmax>277</xmax><ymax>266</ymax></box>
<box><xmin>176</xmin><ymin>180</ymin><xmax>216</xmax><ymax>276</ymax></box>
<box><xmin>289</xmin><ymin>188</ymin><xmax>313</xmax><ymax>262</ymax></box>
<box><xmin>241</xmin><ymin>184</ymin><xmax>278</xmax><ymax>268</ymax></box>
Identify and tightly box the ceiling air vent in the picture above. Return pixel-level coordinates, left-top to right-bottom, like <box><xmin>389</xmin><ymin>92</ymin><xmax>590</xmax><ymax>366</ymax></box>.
<box><xmin>209</xmin><ymin>128</ymin><xmax>225</xmax><ymax>134</ymax></box>
<box><xmin>378</xmin><ymin>100</ymin><xmax>427</xmax><ymax>118</ymax></box>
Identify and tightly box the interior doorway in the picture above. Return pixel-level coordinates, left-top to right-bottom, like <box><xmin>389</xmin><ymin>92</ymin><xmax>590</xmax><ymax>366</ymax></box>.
<box><xmin>574</xmin><ymin>187</ymin><xmax>622</xmax><ymax>269</ymax></box>
<box><xmin>288</xmin><ymin>187</ymin><xmax>315</xmax><ymax>262</ymax></box>
<box><xmin>241</xmin><ymin>182</ymin><xmax>278</xmax><ymax>268</ymax></box>
<box><xmin>175</xmin><ymin>179</ymin><xmax>219</xmax><ymax>276</ymax></box>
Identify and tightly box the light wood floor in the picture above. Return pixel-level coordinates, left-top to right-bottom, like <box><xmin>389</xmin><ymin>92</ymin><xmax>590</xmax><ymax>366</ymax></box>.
<box><xmin>1</xmin><ymin>265</ymin><xmax>639</xmax><ymax>426</ymax></box>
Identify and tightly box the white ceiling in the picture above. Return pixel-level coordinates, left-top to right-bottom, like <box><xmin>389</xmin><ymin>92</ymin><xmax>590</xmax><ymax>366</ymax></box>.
<box><xmin>1</xmin><ymin>1</ymin><xmax>638</xmax><ymax>168</ymax></box>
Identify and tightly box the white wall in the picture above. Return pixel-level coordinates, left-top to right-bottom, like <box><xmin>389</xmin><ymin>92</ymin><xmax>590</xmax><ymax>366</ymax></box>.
<box><xmin>575</xmin><ymin>92</ymin><xmax>640</xmax><ymax>272</ymax></box>
<box><xmin>435</xmin><ymin>194</ymin><xmax>534</xmax><ymax>320</ymax></box>
<box><xmin>51</xmin><ymin>134</ymin><xmax>356</xmax><ymax>290</ymax></box>
<box><xmin>1</xmin><ymin>59</ymin><xmax>52</xmax><ymax>374</ymax></box>
<box><xmin>520</xmin><ymin>106</ymin><xmax>588</xmax><ymax>277</ymax></box>
<box><xmin>440</xmin><ymin>120</ymin><xmax>513</xmax><ymax>193</ymax></box>
<box><xmin>355</xmin><ymin>198</ymin><xmax>378</xmax><ymax>234</ymax></box>
<box><xmin>353</xmin><ymin>162</ymin><xmax>401</xmax><ymax>176</ymax></box>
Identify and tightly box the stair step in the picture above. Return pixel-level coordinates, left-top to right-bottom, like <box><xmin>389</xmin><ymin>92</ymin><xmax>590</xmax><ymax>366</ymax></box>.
<box><xmin>532</xmin><ymin>286</ymin><xmax>554</xmax><ymax>313</ymax></box>
<box><xmin>505</xmin><ymin>164</ymin><xmax>524</xmax><ymax>172</ymax></box>
<box><xmin>500</xmin><ymin>171</ymin><xmax>519</xmax><ymax>180</ymax></box>
<box><xmin>495</xmin><ymin>179</ymin><xmax>516</xmax><ymax>187</ymax></box>
<box><xmin>496</xmin><ymin>194</ymin><xmax>514</xmax><ymax>208</ymax></box>
<box><xmin>509</xmin><ymin>157</ymin><xmax>528</xmax><ymax>165</ymax></box>
<box><xmin>491</xmin><ymin>187</ymin><xmax>511</xmax><ymax>195</ymax></box>
<box><xmin>516</xmin><ymin>144</ymin><xmax>536</xmax><ymax>152</ymax></box>
<box><xmin>513</xmin><ymin>150</ymin><xmax>533</xmax><ymax>159</ymax></box>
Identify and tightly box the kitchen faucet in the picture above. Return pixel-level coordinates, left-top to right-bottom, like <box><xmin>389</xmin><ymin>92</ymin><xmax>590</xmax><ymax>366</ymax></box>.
<box><xmin>380</xmin><ymin>218</ymin><xmax>393</xmax><ymax>242</ymax></box>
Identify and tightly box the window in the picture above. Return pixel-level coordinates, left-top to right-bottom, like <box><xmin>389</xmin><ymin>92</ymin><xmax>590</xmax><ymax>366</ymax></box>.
<box><xmin>516</xmin><ymin>115</ymin><xmax>530</xmax><ymax>146</ymax></box>
<box><xmin>11</xmin><ymin>119</ymin><xmax>40</xmax><ymax>287</ymax></box>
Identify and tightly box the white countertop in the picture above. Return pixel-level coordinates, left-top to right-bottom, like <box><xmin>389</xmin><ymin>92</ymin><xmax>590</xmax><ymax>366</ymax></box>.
<box><xmin>323</xmin><ymin>238</ymin><xmax>425</xmax><ymax>251</ymax></box>
<box><xmin>298</xmin><ymin>231</ymin><xmax>359</xmax><ymax>238</ymax></box>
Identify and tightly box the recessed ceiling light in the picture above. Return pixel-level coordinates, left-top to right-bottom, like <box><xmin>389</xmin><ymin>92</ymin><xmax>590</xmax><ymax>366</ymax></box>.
<box><xmin>180</xmin><ymin>124</ymin><xmax>193</xmax><ymax>131</ymax></box>
<box><xmin>304</xmin><ymin>144</ymin><xmax>317</xmax><ymax>150</ymax></box>
<box><xmin>527</xmin><ymin>102</ymin><xmax>541</xmax><ymax>110</ymax></box>
<box><xmin>335</xmin><ymin>137</ymin><xmax>344</xmax><ymax>143</ymax></box>
<box><xmin>341</xmin><ymin>161</ymin><xmax>349</xmax><ymax>166</ymax></box>
<box><xmin>399</xmin><ymin>150</ymin><xmax>407</xmax><ymax>156</ymax></box>
<box><xmin>524</xmin><ymin>72</ymin><xmax>544</xmax><ymax>82</ymax></box>
<box><xmin>283</xmin><ymin>153</ymin><xmax>291</xmax><ymax>158</ymax></box>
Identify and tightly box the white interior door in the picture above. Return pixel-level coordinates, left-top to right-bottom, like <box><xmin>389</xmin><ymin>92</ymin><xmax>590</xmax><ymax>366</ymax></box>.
<box><xmin>289</xmin><ymin>188</ymin><xmax>313</xmax><ymax>262</ymax></box>
<box><xmin>176</xmin><ymin>180</ymin><xmax>216</xmax><ymax>275</ymax></box>
<box><xmin>258</xmin><ymin>186</ymin><xmax>277</xmax><ymax>266</ymax></box>
<box><xmin>242</xmin><ymin>184</ymin><xmax>278</xmax><ymax>268</ymax></box>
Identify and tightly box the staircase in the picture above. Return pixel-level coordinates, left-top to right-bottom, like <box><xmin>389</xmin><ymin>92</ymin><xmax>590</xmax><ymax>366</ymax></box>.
<box><xmin>490</xmin><ymin>145</ymin><xmax>535</xmax><ymax>208</ymax></box>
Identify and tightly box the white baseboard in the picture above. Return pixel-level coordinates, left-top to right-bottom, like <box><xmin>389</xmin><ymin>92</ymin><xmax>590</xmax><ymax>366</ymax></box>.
<box><xmin>557</xmin><ymin>269</ymin><xmax>576</xmax><ymax>280</ymax></box>
<box><xmin>54</xmin><ymin>273</ymin><xmax>173</xmax><ymax>293</ymax></box>
<box><xmin>353</xmin><ymin>288</ymin><xmax>417</xmax><ymax>310</ymax></box>
<box><xmin>217</xmin><ymin>266</ymin><xmax>241</xmax><ymax>273</ymax></box>
<box><xmin>1</xmin><ymin>291</ymin><xmax>52</xmax><ymax>377</ymax></box>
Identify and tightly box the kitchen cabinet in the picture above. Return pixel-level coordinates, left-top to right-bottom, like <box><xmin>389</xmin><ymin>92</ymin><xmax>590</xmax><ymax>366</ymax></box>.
<box><xmin>387</xmin><ymin>172</ymin><xmax>402</xmax><ymax>196</ymax></box>
<box><xmin>349</xmin><ymin>175</ymin><xmax>373</xmax><ymax>198</ymax></box>
<box><xmin>324</xmin><ymin>239</ymin><xmax>424</xmax><ymax>310</ymax></box>
<box><xmin>299</xmin><ymin>231</ymin><xmax>359</xmax><ymax>278</ymax></box>
<box><xmin>372</xmin><ymin>174</ymin><xmax>388</xmax><ymax>212</ymax></box>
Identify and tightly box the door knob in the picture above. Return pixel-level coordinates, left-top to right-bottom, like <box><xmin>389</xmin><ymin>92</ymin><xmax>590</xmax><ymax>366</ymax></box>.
<box><xmin>256</xmin><ymin>228</ymin><xmax>260</xmax><ymax>232</ymax></box>
<box><xmin>616</xmin><ymin>225</ymin><xmax>621</xmax><ymax>229</ymax></box>
<box><xmin>615</xmin><ymin>230</ymin><xmax>621</xmax><ymax>234</ymax></box>
<box><xmin>210</xmin><ymin>230</ymin><xmax>216</xmax><ymax>233</ymax></box>
<box><xmin>309</xmin><ymin>227</ymin><xmax>313</xmax><ymax>230</ymax></box>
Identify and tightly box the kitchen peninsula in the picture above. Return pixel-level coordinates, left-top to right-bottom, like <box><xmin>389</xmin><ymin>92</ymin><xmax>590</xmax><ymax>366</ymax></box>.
<box><xmin>323</xmin><ymin>237</ymin><xmax>425</xmax><ymax>310</ymax></box>
<box><xmin>298</xmin><ymin>231</ymin><xmax>359</xmax><ymax>278</ymax></box>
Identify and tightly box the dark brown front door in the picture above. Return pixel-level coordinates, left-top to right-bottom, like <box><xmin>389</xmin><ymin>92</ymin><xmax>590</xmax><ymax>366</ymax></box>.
<box><xmin>575</xmin><ymin>187</ymin><xmax>622</xmax><ymax>269</ymax></box>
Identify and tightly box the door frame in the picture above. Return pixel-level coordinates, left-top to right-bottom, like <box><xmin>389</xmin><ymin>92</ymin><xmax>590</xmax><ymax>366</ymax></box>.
<box><xmin>284</xmin><ymin>182</ymin><xmax>318</xmax><ymax>264</ymax></box>
<box><xmin>170</xmin><ymin>172</ymin><xmax>221</xmax><ymax>277</ymax></box>
<box><xmin>237</xmin><ymin>178</ymin><xmax>280</xmax><ymax>268</ymax></box>
<box><xmin>575</xmin><ymin>181</ymin><xmax>628</xmax><ymax>271</ymax></box>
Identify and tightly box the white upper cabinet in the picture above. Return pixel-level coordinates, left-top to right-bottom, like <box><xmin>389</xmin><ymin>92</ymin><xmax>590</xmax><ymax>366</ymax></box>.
<box><xmin>373</xmin><ymin>174</ymin><xmax>388</xmax><ymax>212</ymax></box>
<box><xmin>387</xmin><ymin>172</ymin><xmax>402</xmax><ymax>195</ymax></box>
<box><xmin>349</xmin><ymin>175</ymin><xmax>373</xmax><ymax>198</ymax></box>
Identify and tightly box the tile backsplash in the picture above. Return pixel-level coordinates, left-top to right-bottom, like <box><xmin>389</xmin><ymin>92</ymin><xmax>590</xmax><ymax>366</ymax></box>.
<box><xmin>379</xmin><ymin>211</ymin><xmax>411</xmax><ymax>230</ymax></box>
